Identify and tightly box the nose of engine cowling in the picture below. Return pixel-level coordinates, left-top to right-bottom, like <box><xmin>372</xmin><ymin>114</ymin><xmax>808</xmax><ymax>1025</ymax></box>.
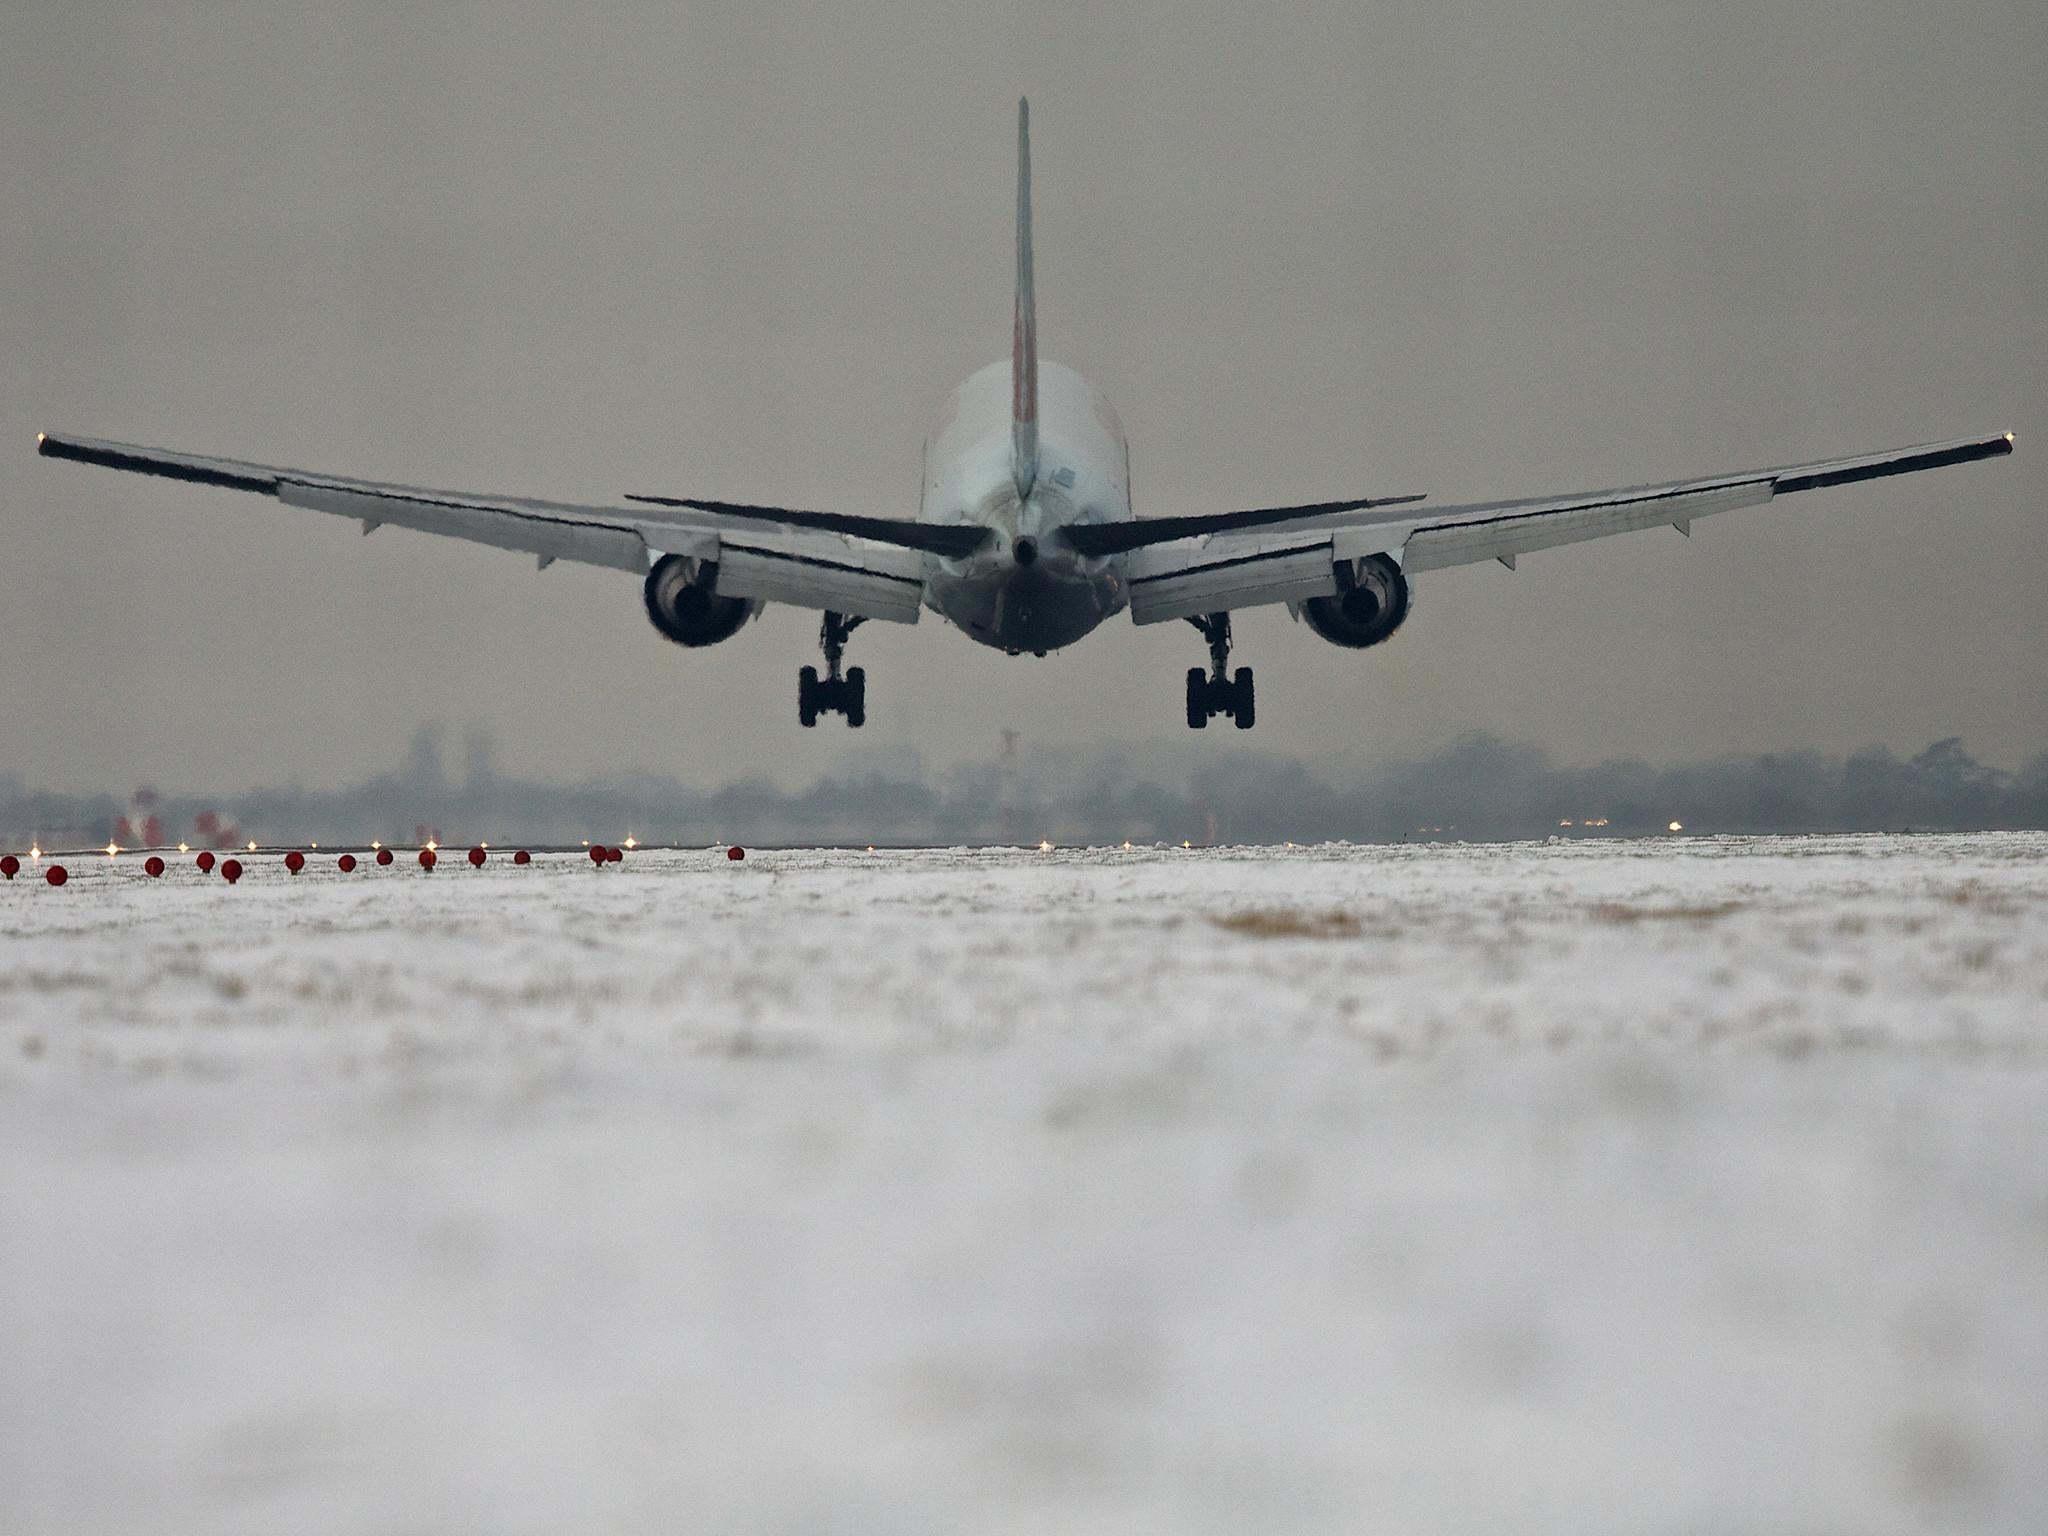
<box><xmin>1012</xmin><ymin>535</ymin><xmax>1039</xmax><ymax>567</ymax></box>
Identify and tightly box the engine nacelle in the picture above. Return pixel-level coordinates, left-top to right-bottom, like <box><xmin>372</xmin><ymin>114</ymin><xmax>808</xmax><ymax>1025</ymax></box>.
<box><xmin>643</xmin><ymin>554</ymin><xmax>757</xmax><ymax>648</ymax></box>
<box><xmin>1299</xmin><ymin>553</ymin><xmax>1412</xmax><ymax>649</ymax></box>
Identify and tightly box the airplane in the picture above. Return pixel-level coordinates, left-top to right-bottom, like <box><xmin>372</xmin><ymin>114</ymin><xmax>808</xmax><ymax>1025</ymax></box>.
<box><xmin>39</xmin><ymin>100</ymin><xmax>2013</xmax><ymax>730</ymax></box>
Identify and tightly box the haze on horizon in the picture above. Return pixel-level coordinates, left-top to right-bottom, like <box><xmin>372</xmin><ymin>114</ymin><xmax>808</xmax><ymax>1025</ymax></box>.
<box><xmin>3</xmin><ymin>0</ymin><xmax>2042</xmax><ymax>796</ymax></box>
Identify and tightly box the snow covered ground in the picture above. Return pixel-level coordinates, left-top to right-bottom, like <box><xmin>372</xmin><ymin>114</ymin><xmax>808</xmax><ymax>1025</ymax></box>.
<box><xmin>2</xmin><ymin>835</ymin><xmax>2045</xmax><ymax>1534</ymax></box>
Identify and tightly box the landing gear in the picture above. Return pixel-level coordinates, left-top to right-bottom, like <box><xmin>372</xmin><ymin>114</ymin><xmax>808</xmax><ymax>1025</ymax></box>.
<box><xmin>1184</xmin><ymin>613</ymin><xmax>1255</xmax><ymax>729</ymax></box>
<box><xmin>799</xmin><ymin>612</ymin><xmax>867</xmax><ymax>727</ymax></box>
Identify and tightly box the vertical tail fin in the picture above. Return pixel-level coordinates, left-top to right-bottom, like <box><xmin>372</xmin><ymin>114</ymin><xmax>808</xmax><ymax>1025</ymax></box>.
<box><xmin>1011</xmin><ymin>97</ymin><xmax>1038</xmax><ymax>503</ymax></box>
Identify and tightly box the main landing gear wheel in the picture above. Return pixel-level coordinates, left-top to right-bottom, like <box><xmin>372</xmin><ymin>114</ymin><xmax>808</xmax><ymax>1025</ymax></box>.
<box><xmin>798</xmin><ymin>611</ymin><xmax>869</xmax><ymax>727</ymax></box>
<box><xmin>1183</xmin><ymin>613</ymin><xmax>1256</xmax><ymax>729</ymax></box>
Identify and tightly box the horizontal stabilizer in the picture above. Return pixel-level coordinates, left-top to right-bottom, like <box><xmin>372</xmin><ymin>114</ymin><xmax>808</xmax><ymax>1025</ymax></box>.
<box><xmin>1060</xmin><ymin>492</ymin><xmax>1428</xmax><ymax>558</ymax></box>
<box><xmin>624</xmin><ymin>494</ymin><xmax>992</xmax><ymax>557</ymax></box>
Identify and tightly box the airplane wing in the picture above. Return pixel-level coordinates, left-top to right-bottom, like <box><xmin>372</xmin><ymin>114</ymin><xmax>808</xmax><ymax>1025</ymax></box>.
<box><xmin>35</xmin><ymin>432</ymin><xmax>950</xmax><ymax>623</ymax></box>
<box><xmin>1119</xmin><ymin>432</ymin><xmax>2015</xmax><ymax>625</ymax></box>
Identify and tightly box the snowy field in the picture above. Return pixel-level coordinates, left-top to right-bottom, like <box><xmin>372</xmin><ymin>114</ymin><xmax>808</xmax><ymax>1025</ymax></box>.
<box><xmin>2</xmin><ymin>835</ymin><xmax>2045</xmax><ymax>1534</ymax></box>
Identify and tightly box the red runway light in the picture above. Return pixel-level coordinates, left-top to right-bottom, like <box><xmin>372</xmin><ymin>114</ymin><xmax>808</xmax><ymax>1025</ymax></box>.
<box><xmin>418</xmin><ymin>848</ymin><xmax>437</xmax><ymax>870</ymax></box>
<box><xmin>144</xmin><ymin>856</ymin><xmax>166</xmax><ymax>878</ymax></box>
<box><xmin>589</xmin><ymin>846</ymin><xmax>606</xmax><ymax>865</ymax></box>
<box><xmin>220</xmin><ymin>859</ymin><xmax>242</xmax><ymax>884</ymax></box>
<box><xmin>196</xmin><ymin>851</ymin><xmax>216</xmax><ymax>873</ymax></box>
<box><xmin>0</xmin><ymin>855</ymin><xmax>17</xmax><ymax>879</ymax></box>
<box><xmin>284</xmin><ymin>851</ymin><xmax>306</xmax><ymax>874</ymax></box>
<box><xmin>375</xmin><ymin>847</ymin><xmax>394</xmax><ymax>866</ymax></box>
<box><xmin>726</xmin><ymin>845</ymin><xmax>745</xmax><ymax>862</ymax></box>
<box><xmin>513</xmin><ymin>850</ymin><xmax>531</xmax><ymax>865</ymax></box>
<box><xmin>338</xmin><ymin>854</ymin><xmax>357</xmax><ymax>873</ymax></box>
<box><xmin>46</xmin><ymin>864</ymin><xmax>68</xmax><ymax>887</ymax></box>
<box><xmin>468</xmin><ymin>846</ymin><xmax>486</xmax><ymax>868</ymax></box>
<box><xmin>606</xmin><ymin>846</ymin><xmax>624</xmax><ymax>863</ymax></box>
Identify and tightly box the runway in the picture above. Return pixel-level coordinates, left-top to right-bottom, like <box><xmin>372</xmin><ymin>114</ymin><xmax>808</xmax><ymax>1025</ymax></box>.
<box><xmin>4</xmin><ymin>836</ymin><xmax>2044</xmax><ymax>1532</ymax></box>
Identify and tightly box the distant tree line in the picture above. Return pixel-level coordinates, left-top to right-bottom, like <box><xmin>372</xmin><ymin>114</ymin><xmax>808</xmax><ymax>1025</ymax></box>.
<box><xmin>5</xmin><ymin>736</ymin><xmax>2047</xmax><ymax>851</ymax></box>
<box><xmin>1182</xmin><ymin>735</ymin><xmax>2048</xmax><ymax>845</ymax></box>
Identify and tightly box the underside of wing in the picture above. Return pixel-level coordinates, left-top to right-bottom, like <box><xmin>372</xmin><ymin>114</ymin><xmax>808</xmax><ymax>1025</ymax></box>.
<box><xmin>1124</xmin><ymin>432</ymin><xmax>2013</xmax><ymax>624</ymax></box>
<box><xmin>39</xmin><ymin>431</ymin><xmax>657</xmax><ymax>572</ymax></box>
<box><xmin>708</xmin><ymin>525</ymin><xmax>927</xmax><ymax>623</ymax></box>
<box><xmin>36</xmin><ymin>432</ymin><xmax>935</xmax><ymax>621</ymax></box>
<box><xmin>1394</xmin><ymin>433</ymin><xmax>2013</xmax><ymax>575</ymax></box>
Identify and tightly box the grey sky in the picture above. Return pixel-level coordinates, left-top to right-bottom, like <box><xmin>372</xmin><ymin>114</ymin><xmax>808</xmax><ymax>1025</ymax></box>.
<box><xmin>4</xmin><ymin>0</ymin><xmax>2042</xmax><ymax>795</ymax></box>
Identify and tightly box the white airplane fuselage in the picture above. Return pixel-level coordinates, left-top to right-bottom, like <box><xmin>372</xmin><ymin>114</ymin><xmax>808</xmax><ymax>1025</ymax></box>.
<box><xmin>920</xmin><ymin>359</ymin><xmax>1133</xmax><ymax>653</ymax></box>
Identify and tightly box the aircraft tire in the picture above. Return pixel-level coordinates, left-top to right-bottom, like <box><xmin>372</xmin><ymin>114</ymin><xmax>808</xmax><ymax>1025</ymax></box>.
<box><xmin>846</xmin><ymin>667</ymin><xmax>867</xmax><ymax>728</ymax></box>
<box><xmin>1186</xmin><ymin>667</ymin><xmax>1209</xmax><ymax>729</ymax></box>
<box><xmin>1233</xmin><ymin>667</ymin><xmax>1255</xmax><ymax>730</ymax></box>
<box><xmin>799</xmin><ymin>666</ymin><xmax>820</xmax><ymax>728</ymax></box>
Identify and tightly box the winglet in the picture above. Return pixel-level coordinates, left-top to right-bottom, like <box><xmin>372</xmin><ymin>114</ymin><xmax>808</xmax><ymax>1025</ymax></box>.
<box><xmin>1010</xmin><ymin>98</ymin><xmax>1038</xmax><ymax>505</ymax></box>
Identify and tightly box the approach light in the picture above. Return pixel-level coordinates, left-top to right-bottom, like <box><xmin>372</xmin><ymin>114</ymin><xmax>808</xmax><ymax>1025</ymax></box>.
<box><xmin>178</xmin><ymin>842</ymin><xmax>190</xmax><ymax>853</ymax></box>
<box><xmin>1039</xmin><ymin>840</ymin><xmax>1053</xmax><ymax>852</ymax></box>
<box><xmin>425</xmin><ymin>840</ymin><xmax>437</xmax><ymax>852</ymax></box>
<box><xmin>624</xmin><ymin>836</ymin><xmax>637</xmax><ymax>850</ymax></box>
<box><xmin>105</xmin><ymin>843</ymin><xmax>119</xmax><ymax>857</ymax></box>
<box><xmin>247</xmin><ymin>841</ymin><xmax>257</xmax><ymax>852</ymax></box>
<box><xmin>311</xmin><ymin>841</ymin><xmax>319</xmax><ymax>849</ymax></box>
<box><xmin>1668</xmin><ymin>821</ymin><xmax>1684</xmax><ymax>833</ymax></box>
<box><xmin>1122</xmin><ymin>840</ymin><xmax>1132</xmax><ymax>851</ymax></box>
<box><xmin>29</xmin><ymin>845</ymin><xmax>40</xmax><ymax>860</ymax></box>
<box><xmin>371</xmin><ymin>840</ymin><xmax>382</xmax><ymax>850</ymax></box>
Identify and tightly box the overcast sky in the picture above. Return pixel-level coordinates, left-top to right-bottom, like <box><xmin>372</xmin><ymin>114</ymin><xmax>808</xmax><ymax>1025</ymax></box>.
<box><xmin>3</xmin><ymin>0</ymin><xmax>2042</xmax><ymax>795</ymax></box>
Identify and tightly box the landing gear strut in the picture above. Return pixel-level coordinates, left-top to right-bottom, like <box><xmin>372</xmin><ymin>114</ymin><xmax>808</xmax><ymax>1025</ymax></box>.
<box><xmin>799</xmin><ymin>611</ymin><xmax>867</xmax><ymax>727</ymax></box>
<box><xmin>1184</xmin><ymin>612</ymin><xmax>1254</xmax><ymax>729</ymax></box>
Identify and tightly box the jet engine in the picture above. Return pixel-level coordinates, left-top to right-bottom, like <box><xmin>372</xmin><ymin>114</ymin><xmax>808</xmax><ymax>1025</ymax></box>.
<box><xmin>1299</xmin><ymin>553</ymin><xmax>1412</xmax><ymax>649</ymax></box>
<box><xmin>642</xmin><ymin>554</ymin><xmax>758</xmax><ymax>647</ymax></box>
